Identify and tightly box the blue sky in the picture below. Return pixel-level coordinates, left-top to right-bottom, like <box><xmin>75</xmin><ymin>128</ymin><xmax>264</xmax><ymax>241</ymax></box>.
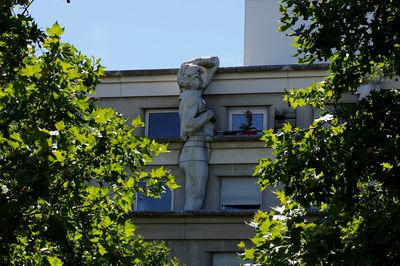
<box><xmin>29</xmin><ymin>0</ymin><xmax>245</xmax><ymax>70</ymax></box>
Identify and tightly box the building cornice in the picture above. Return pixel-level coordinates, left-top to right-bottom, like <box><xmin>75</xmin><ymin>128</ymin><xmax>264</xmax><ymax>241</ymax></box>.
<box><xmin>104</xmin><ymin>63</ymin><xmax>329</xmax><ymax>77</ymax></box>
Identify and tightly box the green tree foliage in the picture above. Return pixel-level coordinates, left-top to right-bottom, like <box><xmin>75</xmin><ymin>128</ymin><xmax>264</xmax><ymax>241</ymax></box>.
<box><xmin>282</xmin><ymin>0</ymin><xmax>400</xmax><ymax>108</ymax></box>
<box><xmin>0</xmin><ymin>1</ymin><xmax>178</xmax><ymax>265</ymax></box>
<box><xmin>242</xmin><ymin>0</ymin><xmax>400</xmax><ymax>265</ymax></box>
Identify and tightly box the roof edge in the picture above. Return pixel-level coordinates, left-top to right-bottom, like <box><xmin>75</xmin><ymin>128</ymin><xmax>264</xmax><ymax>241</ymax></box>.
<box><xmin>104</xmin><ymin>63</ymin><xmax>329</xmax><ymax>77</ymax></box>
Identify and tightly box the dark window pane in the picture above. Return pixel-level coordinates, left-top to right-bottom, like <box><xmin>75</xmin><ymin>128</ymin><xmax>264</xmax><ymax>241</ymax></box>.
<box><xmin>222</xmin><ymin>205</ymin><xmax>260</xmax><ymax>211</ymax></box>
<box><xmin>137</xmin><ymin>186</ymin><xmax>172</xmax><ymax>211</ymax></box>
<box><xmin>252</xmin><ymin>114</ymin><xmax>264</xmax><ymax>130</ymax></box>
<box><xmin>148</xmin><ymin>112</ymin><xmax>180</xmax><ymax>138</ymax></box>
<box><xmin>232</xmin><ymin>114</ymin><xmax>246</xmax><ymax>131</ymax></box>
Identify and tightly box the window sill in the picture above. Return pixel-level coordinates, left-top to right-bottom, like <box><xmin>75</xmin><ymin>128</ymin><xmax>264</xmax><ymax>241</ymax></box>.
<box><xmin>152</xmin><ymin>135</ymin><xmax>263</xmax><ymax>143</ymax></box>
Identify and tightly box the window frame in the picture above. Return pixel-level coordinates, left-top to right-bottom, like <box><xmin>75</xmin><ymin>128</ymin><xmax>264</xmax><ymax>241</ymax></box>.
<box><xmin>228</xmin><ymin>107</ymin><xmax>268</xmax><ymax>131</ymax></box>
<box><xmin>145</xmin><ymin>109</ymin><xmax>180</xmax><ymax>138</ymax></box>
<box><xmin>212</xmin><ymin>252</ymin><xmax>248</xmax><ymax>266</ymax></box>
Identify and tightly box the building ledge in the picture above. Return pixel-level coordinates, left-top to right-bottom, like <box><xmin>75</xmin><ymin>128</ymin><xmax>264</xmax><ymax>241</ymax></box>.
<box><xmin>154</xmin><ymin>134</ymin><xmax>263</xmax><ymax>144</ymax></box>
<box><xmin>130</xmin><ymin>211</ymin><xmax>256</xmax><ymax>240</ymax></box>
<box><xmin>105</xmin><ymin>63</ymin><xmax>329</xmax><ymax>77</ymax></box>
<box><xmin>131</xmin><ymin>210</ymin><xmax>256</xmax><ymax>218</ymax></box>
<box><xmin>147</xmin><ymin>135</ymin><xmax>271</xmax><ymax>165</ymax></box>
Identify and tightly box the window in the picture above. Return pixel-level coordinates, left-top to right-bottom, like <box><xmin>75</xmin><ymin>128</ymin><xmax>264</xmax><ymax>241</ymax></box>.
<box><xmin>212</xmin><ymin>253</ymin><xmax>245</xmax><ymax>266</ymax></box>
<box><xmin>313</xmin><ymin>105</ymin><xmax>335</xmax><ymax>119</ymax></box>
<box><xmin>228</xmin><ymin>108</ymin><xmax>267</xmax><ymax>132</ymax></box>
<box><xmin>136</xmin><ymin>183</ymin><xmax>172</xmax><ymax>211</ymax></box>
<box><xmin>274</xmin><ymin>108</ymin><xmax>296</xmax><ymax>129</ymax></box>
<box><xmin>220</xmin><ymin>177</ymin><xmax>261</xmax><ymax>211</ymax></box>
<box><xmin>145</xmin><ymin>110</ymin><xmax>180</xmax><ymax>138</ymax></box>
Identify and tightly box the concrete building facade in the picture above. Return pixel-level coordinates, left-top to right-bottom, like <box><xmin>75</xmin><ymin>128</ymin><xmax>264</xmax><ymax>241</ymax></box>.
<box><xmin>96</xmin><ymin>65</ymin><xmax>329</xmax><ymax>265</ymax></box>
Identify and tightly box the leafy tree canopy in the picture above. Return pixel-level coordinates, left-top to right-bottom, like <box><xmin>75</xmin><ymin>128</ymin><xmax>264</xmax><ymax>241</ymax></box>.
<box><xmin>242</xmin><ymin>0</ymin><xmax>400</xmax><ymax>265</ymax></box>
<box><xmin>0</xmin><ymin>1</ymin><xmax>178</xmax><ymax>265</ymax></box>
<box><xmin>281</xmin><ymin>0</ymin><xmax>400</xmax><ymax>108</ymax></box>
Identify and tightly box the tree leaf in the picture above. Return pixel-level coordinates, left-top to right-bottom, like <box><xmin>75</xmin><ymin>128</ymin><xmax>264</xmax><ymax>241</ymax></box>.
<box><xmin>47</xmin><ymin>256</ymin><xmax>63</xmax><ymax>266</ymax></box>
<box><xmin>97</xmin><ymin>243</ymin><xmax>107</xmax><ymax>256</ymax></box>
<box><xmin>47</xmin><ymin>22</ymin><xmax>64</xmax><ymax>36</ymax></box>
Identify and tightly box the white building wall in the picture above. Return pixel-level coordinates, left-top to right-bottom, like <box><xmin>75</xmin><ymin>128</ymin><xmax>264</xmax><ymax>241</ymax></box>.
<box><xmin>244</xmin><ymin>0</ymin><xmax>297</xmax><ymax>65</ymax></box>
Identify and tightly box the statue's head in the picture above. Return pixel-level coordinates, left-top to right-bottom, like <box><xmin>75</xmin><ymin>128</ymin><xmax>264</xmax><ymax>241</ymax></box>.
<box><xmin>177</xmin><ymin>63</ymin><xmax>206</xmax><ymax>91</ymax></box>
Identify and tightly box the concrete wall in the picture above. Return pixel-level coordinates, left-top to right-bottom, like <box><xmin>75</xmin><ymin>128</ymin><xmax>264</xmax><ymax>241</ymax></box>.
<box><xmin>96</xmin><ymin>65</ymin><xmax>328</xmax><ymax>266</ymax></box>
<box><xmin>96</xmin><ymin>65</ymin><xmax>329</xmax><ymax>213</ymax></box>
<box><xmin>244</xmin><ymin>0</ymin><xmax>297</xmax><ymax>65</ymax></box>
<box><xmin>132</xmin><ymin>213</ymin><xmax>254</xmax><ymax>266</ymax></box>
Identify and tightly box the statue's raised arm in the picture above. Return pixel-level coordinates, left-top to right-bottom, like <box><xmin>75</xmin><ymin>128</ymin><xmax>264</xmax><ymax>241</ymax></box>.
<box><xmin>179</xmin><ymin>56</ymin><xmax>219</xmax><ymax>91</ymax></box>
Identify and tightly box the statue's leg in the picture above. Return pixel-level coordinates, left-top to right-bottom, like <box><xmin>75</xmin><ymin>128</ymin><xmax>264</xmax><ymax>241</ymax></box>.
<box><xmin>181</xmin><ymin>162</ymin><xmax>192</xmax><ymax>210</ymax></box>
<box><xmin>181</xmin><ymin>162</ymin><xmax>195</xmax><ymax>210</ymax></box>
<box><xmin>192</xmin><ymin>161</ymin><xmax>208</xmax><ymax>209</ymax></box>
<box><xmin>183</xmin><ymin>160</ymin><xmax>208</xmax><ymax>210</ymax></box>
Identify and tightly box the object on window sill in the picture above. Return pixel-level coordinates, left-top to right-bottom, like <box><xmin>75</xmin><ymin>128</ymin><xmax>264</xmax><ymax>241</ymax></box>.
<box><xmin>221</xmin><ymin>131</ymin><xmax>238</xmax><ymax>136</ymax></box>
<box><xmin>238</xmin><ymin>130</ymin><xmax>258</xmax><ymax>135</ymax></box>
<box><xmin>239</xmin><ymin>110</ymin><xmax>256</xmax><ymax>130</ymax></box>
<box><xmin>219</xmin><ymin>130</ymin><xmax>262</xmax><ymax>136</ymax></box>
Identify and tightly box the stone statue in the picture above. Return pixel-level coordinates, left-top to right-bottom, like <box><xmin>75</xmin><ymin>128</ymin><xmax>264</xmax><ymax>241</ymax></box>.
<box><xmin>177</xmin><ymin>57</ymin><xmax>219</xmax><ymax>210</ymax></box>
